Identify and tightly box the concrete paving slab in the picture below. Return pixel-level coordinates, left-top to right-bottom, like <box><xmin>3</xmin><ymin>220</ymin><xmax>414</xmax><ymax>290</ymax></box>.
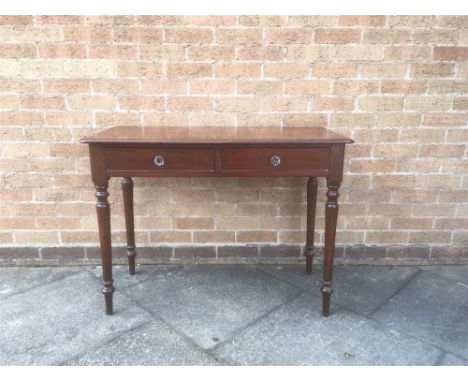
<box><xmin>0</xmin><ymin>271</ymin><xmax>152</xmax><ymax>365</ymax></box>
<box><xmin>419</xmin><ymin>265</ymin><xmax>468</xmax><ymax>284</ymax></box>
<box><xmin>88</xmin><ymin>264</ymin><xmax>174</xmax><ymax>289</ymax></box>
<box><xmin>65</xmin><ymin>320</ymin><xmax>221</xmax><ymax>366</ymax></box>
<box><xmin>0</xmin><ymin>266</ymin><xmax>80</xmax><ymax>300</ymax></box>
<box><xmin>372</xmin><ymin>270</ymin><xmax>468</xmax><ymax>359</ymax></box>
<box><xmin>124</xmin><ymin>266</ymin><xmax>301</xmax><ymax>349</ymax></box>
<box><xmin>260</xmin><ymin>265</ymin><xmax>417</xmax><ymax>316</ymax></box>
<box><xmin>214</xmin><ymin>292</ymin><xmax>442</xmax><ymax>366</ymax></box>
<box><xmin>1</xmin><ymin>265</ymin><xmax>465</xmax><ymax>366</ymax></box>
<box><xmin>437</xmin><ymin>353</ymin><xmax>468</xmax><ymax>366</ymax></box>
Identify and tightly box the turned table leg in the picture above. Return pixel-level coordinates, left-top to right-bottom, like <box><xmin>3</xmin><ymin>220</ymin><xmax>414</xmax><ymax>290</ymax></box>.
<box><xmin>321</xmin><ymin>179</ymin><xmax>340</xmax><ymax>316</ymax></box>
<box><xmin>304</xmin><ymin>177</ymin><xmax>318</xmax><ymax>274</ymax></box>
<box><xmin>95</xmin><ymin>181</ymin><xmax>114</xmax><ymax>315</ymax></box>
<box><xmin>122</xmin><ymin>177</ymin><xmax>137</xmax><ymax>275</ymax></box>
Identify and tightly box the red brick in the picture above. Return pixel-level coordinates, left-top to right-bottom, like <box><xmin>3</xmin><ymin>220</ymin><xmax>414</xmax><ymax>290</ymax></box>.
<box><xmin>385</xmin><ymin>46</ymin><xmax>431</xmax><ymax>60</ymax></box>
<box><xmin>434</xmin><ymin>47</ymin><xmax>468</xmax><ymax>61</ymax></box>
<box><xmin>89</xmin><ymin>44</ymin><xmax>137</xmax><ymax>60</ymax></box>
<box><xmin>142</xmin><ymin>80</ymin><xmax>187</xmax><ymax>94</ymax></box>
<box><xmin>413</xmin><ymin>30</ymin><xmax>459</xmax><ymax>44</ymax></box>
<box><xmin>167</xmin><ymin>96</ymin><xmax>211</xmax><ymax>112</ymax></box>
<box><xmin>0</xmin><ymin>44</ymin><xmax>37</xmax><ymax>58</ymax></box>
<box><xmin>43</xmin><ymin>79</ymin><xmax>90</xmax><ymax>93</ymax></box>
<box><xmin>113</xmin><ymin>27</ymin><xmax>163</xmax><ymax>43</ymax></box>
<box><xmin>364</xmin><ymin>29</ymin><xmax>411</xmax><ymax>44</ymax></box>
<box><xmin>140</xmin><ymin>44</ymin><xmax>184</xmax><ymax>60</ymax></box>
<box><xmin>136</xmin><ymin>16</ymin><xmax>183</xmax><ymax>25</ymax></box>
<box><xmin>283</xmin><ymin>114</ymin><xmax>327</xmax><ymax>128</ymax></box>
<box><xmin>315</xmin><ymin>29</ymin><xmax>361</xmax><ymax>44</ymax></box>
<box><xmin>312</xmin><ymin>63</ymin><xmax>358</xmax><ymax>78</ymax></box>
<box><xmin>411</xmin><ymin>63</ymin><xmax>455</xmax><ymax>78</ymax></box>
<box><xmin>186</xmin><ymin>16</ymin><xmax>236</xmax><ymax>26</ymax></box>
<box><xmin>216</xmin><ymin>28</ymin><xmax>262</xmax><ymax>44</ymax></box>
<box><xmin>388</xmin><ymin>16</ymin><xmax>435</xmax><ymax>27</ymax></box>
<box><xmin>167</xmin><ymin>63</ymin><xmax>212</xmax><ymax>77</ymax></box>
<box><xmin>286</xmin><ymin>80</ymin><xmax>331</xmax><ymax>95</ymax></box>
<box><xmin>264</xmin><ymin>63</ymin><xmax>309</xmax><ymax>78</ymax></box>
<box><xmin>92</xmin><ymin>79</ymin><xmax>139</xmax><ymax>93</ymax></box>
<box><xmin>190</xmin><ymin>79</ymin><xmax>235</xmax><ymax>94</ymax></box>
<box><xmin>0</xmin><ymin>79</ymin><xmax>41</xmax><ymax>93</ymax></box>
<box><xmin>453</xmin><ymin>98</ymin><xmax>468</xmax><ymax>110</ymax></box>
<box><xmin>312</xmin><ymin>96</ymin><xmax>355</xmax><ymax>111</ymax></box>
<box><xmin>287</xmin><ymin>16</ymin><xmax>337</xmax><ymax>27</ymax></box>
<box><xmin>20</xmin><ymin>95</ymin><xmax>65</xmax><ymax>110</ymax></box>
<box><xmin>437</xmin><ymin>16</ymin><xmax>468</xmax><ymax>28</ymax></box>
<box><xmin>85</xmin><ymin>16</ymin><xmax>134</xmax><ymax>25</ymax></box>
<box><xmin>35</xmin><ymin>16</ymin><xmax>83</xmax><ymax>24</ymax></box>
<box><xmin>165</xmin><ymin>28</ymin><xmax>213</xmax><ymax>43</ymax></box>
<box><xmin>118</xmin><ymin>62</ymin><xmax>163</xmax><ymax>77</ymax></box>
<box><xmin>237</xmin><ymin>80</ymin><xmax>282</xmax><ymax>95</ymax></box>
<box><xmin>334</xmin><ymin>80</ymin><xmax>379</xmax><ymax>96</ymax></box>
<box><xmin>39</xmin><ymin>43</ymin><xmax>86</xmax><ymax>58</ymax></box>
<box><xmin>239</xmin><ymin>16</ymin><xmax>285</xmax><ymax>26</ymax></box>
<box><xmin>188</xmin><ymin>46</ymin><xmax>234</xmax><ymax>61</ymax></box>
<box><xmin>0</xmin><ymin>16</ymin><xmax>32</xmax><ymax>24</ymax></box>
<box><xmin>118</xmin><ymin>96</ymin><xmax>165</xmax><ymax>111</ymax></box>
<box><xmin>237</xmin><ymin>45</ymin><xmax>284</xmax><ymax>61</ymax></box>
<box><xmin>214</xmin><ymin>97</ymin><xmax>261</xmax><ymax>113</ymax></box>
<box><xmin>339</xmin><ymin>16</ymin><xmax>386</xmax><ymax>26</ymax></box>
<box><xmin>63</xmin><ymin>26</ymin><xmax>112</xmax><ymax>42</ymax></box>
<box><xmin>265</xmin><ymin>28</ymin><xmax>311</xmax><ymax>44</ymax></box>
<box><xmin>381</xmin><ymin>80</ymin><xmax>427</xmax><ymax>94</ymax></box>
<box><xmin>215</xmin><ymin>63</ymin><xmax>261</xmax><ymax>78</ymax></box>
<box><xmin>236</xmin><ymin>231</ymin><xmax>278</xmax><ymax>243</ymax></box>
<box><xmin>262</xmin><ymin>97</ymin><xmax>308</xmax><ymax>112</ymax></box>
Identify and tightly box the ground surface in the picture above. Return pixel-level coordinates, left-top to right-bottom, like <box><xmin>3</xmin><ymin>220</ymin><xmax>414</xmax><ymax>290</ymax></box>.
<box><xmin>1</xmin><ymin>264</ymin><xmax>467</xmax><ymax>366</ymax></box>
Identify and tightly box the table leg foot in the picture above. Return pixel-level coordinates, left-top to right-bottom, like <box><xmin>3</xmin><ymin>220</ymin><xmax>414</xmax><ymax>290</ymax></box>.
<box><xmin>321</xmin><ymin>281</ymin><xmax>333</xmax><ymax>316</ymax></box>
<box><xmin>306</xmin><ymin>256</ymin><xmax>313</xmax><ymax>274</ymax></box>
<box><xmin>127</xmin><ymin>247</ymin><xmax>136</xmax><ymax>275</ymax></box>
<box><xmin>103</xmin><ymin>291</ymin><xmax>114</xmax><ymax>315</ymax></box>
<box><xmin>103</xmin><ymin>281</ymin><xmax>115</xmax><ymax>315</ymax></box>
<box><xmin>304</xmin><ymin>246</ymin><xmax>314</xmax><ymax>274</ymax></box>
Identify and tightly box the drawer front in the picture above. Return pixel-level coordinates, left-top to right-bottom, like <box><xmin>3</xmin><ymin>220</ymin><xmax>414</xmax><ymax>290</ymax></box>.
<box><xmin>221</xmin><ymin>147</ymin><xmax>329</xmax><ymax>175</ymax></box>
<box><xmin>105</xmin><ymin>147</ymin><xmax>215</xmax><ymax>173</ymax></box>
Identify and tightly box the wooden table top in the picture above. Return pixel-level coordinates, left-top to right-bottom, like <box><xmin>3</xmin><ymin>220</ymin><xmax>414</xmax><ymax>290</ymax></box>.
<box><xmin>81</xmin><ymin>126</ymin><xmax>353</xmax><ymax>145</ymax></box>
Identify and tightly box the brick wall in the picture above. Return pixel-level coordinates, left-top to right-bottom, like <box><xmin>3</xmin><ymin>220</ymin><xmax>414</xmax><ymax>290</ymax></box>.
<box><xmin>0</xmin><ymin>15</ymin><xmax>467</xmax><ymax>265</ymax></box>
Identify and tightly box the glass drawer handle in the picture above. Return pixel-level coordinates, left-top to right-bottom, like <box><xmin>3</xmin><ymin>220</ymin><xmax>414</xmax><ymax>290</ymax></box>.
<box><xmin>270</xmin><ymin>154</ymin><xmax>281</xmax><ymax>167</ymax></box>
<box><xmin>153</xmin><ymin>155</ymin><xmax>165</xmax><ymax>167</ymax></box>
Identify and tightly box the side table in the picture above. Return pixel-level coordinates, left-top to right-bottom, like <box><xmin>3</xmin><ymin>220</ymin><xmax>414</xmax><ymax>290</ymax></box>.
<box><xmin>81</xmin><ymin>126</ymin><xmax>353</xmax><ymax>316</ymax></box>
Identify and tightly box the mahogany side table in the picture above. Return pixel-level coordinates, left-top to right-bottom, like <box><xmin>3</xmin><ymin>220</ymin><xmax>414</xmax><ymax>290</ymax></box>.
<box><xmin>81</xmin><ymin>126</ymin><xmax>353</xmax><ymax>316</ymax></box>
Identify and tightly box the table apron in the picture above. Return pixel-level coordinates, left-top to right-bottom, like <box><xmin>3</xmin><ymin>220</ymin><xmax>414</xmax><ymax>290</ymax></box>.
<box><xmin>105</xmin><ymin>169</ymin><xmax>330</xmax><ymax>177</ymax></box>
<box><xmin>102</xmin><ymin>144</ymin><xmax>333</xmax><ymax>178</ymax></box>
